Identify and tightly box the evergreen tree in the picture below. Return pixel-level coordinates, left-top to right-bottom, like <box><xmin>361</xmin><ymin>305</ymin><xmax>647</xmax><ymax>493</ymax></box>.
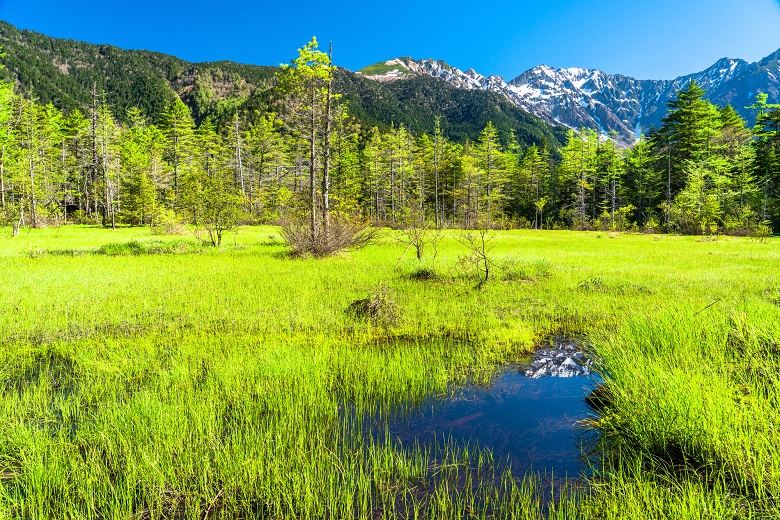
<box><xmin>752</xmin><ymin>99</ymin><xmax>780</xmax><ymax>228</ymax></box>
<box><xmin>277</xmin><ymin>37</ymin><xmax>335</xmax><ymax>241</ymax></box>
<box><xmin>474</xmin><ymin>121</ymin><xmax>507</xmax><ymax>227</ymax></box>
<box><xmin>158</xmin><ymin>97</ymin><xmax>195</xmax><ymax>207</ymax></box>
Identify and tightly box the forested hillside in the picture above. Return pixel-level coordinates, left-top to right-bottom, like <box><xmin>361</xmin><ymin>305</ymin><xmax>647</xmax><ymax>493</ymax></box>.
<box><xmin>0</xmin><ymin>26</ymin><xmax>777</xmax><ymax>239</ymax></box>
<box><xmin>0</xmin><ymin>20</ymin><xmax>565</xmax><ymax>148</ymax></box>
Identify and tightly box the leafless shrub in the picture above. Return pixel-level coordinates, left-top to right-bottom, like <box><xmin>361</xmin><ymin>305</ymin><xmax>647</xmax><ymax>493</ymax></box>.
<box><xmin>457</xmin><ymin>226</ymin><xmax>496</xmax><ymax>288</ymax></box>
<box><xmin>280</xmin><ymin>215</ymin><xmax>378</xmax><ymax>257</ymax></box>
<box><xmin>394</xmin><ymin>215</ymin><xmax>444</xmax><ymax>268</ymax></box>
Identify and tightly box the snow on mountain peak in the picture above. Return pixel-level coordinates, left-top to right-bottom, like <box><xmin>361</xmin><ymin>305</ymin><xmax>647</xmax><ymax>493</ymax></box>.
<box><xmin>357</xmin><ymin>51</ymin><xmax>780</xmax><ymax>145</ymax></box>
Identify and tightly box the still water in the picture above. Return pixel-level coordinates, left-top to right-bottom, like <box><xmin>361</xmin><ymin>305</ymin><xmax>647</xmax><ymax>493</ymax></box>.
<box><xmin>386</xmin><ymin>339</ymin><xmax>599</xmax><ymax>478</ymax></box>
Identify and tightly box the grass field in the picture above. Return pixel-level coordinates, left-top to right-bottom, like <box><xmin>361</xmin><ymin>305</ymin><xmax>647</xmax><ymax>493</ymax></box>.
<box><xmin>0</xmin><ymin>225</ymin><xmax>778</xmax><ymax>518</ymax></box>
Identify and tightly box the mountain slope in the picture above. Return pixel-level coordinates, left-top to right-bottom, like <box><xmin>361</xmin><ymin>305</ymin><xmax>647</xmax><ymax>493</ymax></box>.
<box><xmin>361</xmin><ymin>52</ymin><xmax>780</xmax><ymax>144</ymax></box>
<box><xmin>0</xmin><ymin>20</ymin><xmax>278</xmax><ymax>124</ymax></box>
<box><xmin>334</xmin><ymin>70</ymin><xmax>568</xmax><ymax>147</ymax></box>
<box><xmin>0</xmin><ymin>20</ymin><xmax>566</xmax><ymax>149</ymax></box>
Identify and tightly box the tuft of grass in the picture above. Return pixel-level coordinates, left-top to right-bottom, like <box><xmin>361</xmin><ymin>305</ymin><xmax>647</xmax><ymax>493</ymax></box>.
<box><xmin>590</xmin><ymin>303</ymin><xmax>780</xmax><ymax>515</ymax></box>
<box><xmin>94</xmin><ymin>239</ymin><xmax>207</xmax><ymax>255</ymax></box>
<box><xmin>497</xmin><ymin>258</ymin><xmax>552</xmax><ymax>282</ymax></box>
<box><xmin>28</xmin><ymin>238</ymin><xmax>209</xmax><ymax>257</ymax></box>
<box><xmin>347</xmin><ymin>283</ymin><xmax>400</xmax><ymax>327</ymax></box>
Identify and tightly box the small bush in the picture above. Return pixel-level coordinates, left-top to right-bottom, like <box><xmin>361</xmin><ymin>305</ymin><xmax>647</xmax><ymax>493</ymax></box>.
<box><xmin>151</xmin><ymin>209</ymin><xmax>185</xmax><ymax>235</ymax></box>
<box><xmin>281</xmin><ymin>215</ymin><xmax>377</xmax><ymax>257</ymax></box>
<box><xmin>96</xmin><ymin>241</ymin><xmax>147</xmax><ymax>256</ymax></box>
<box><xmin>407</xmin><ymin>265</ymin><xmax>440</xmax><ymax>281</ymax></box>
<box><xmin>750</xmin><ymin>223</ymin><xmax>773</xmax><ymax>243</ymax></box>
<box><xmin>346</xmin><ymin>284</ymin><xmax>399</xmax><ymax>327</ymax></box>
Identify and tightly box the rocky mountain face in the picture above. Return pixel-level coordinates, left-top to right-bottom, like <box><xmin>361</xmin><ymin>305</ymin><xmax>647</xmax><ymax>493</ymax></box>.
<box><xmin>358</xmin><ymin>51</ymin><xmax>780</xmax><ymax>145</ymax></box>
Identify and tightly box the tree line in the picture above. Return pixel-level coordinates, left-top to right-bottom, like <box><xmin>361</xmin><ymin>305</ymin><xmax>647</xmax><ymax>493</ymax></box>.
<box><xmin>0</xmin><ymin>39</ymin><xmax>778</xmax><ymax>244</ymax></box>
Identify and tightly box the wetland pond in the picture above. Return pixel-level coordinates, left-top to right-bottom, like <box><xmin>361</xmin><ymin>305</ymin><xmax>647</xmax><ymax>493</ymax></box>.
<box><xmin>381</xmin><ymin>338</ymin><xmax>599</xmax><ymax>479</ymax></box>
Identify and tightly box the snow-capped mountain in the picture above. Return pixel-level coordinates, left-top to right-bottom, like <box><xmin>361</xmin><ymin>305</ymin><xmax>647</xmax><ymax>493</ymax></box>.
<box><xmin>357</xmin><ymin>50</ymin><xmax>780</xmax><ymax>145</ymax></box>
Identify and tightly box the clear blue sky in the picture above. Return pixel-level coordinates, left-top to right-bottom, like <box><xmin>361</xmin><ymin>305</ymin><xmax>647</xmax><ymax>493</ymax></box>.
<box><xmin>1</xmin><ymin>0</ymin><xmax>780</xmax><ymax>81</ymax></box>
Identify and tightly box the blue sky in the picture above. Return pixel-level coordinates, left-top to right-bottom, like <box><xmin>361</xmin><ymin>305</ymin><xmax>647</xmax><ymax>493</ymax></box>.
<box><xmin>1</xmin><ymin>0</ymin><xmax>780</xmax><ymax>81</ymax></box>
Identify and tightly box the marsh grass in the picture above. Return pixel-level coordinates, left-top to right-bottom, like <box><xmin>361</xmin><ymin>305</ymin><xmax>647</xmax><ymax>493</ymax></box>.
<box><xmin>27</xmin><ymin>238</ymin><xmax>210</xmax><ymax>257</ymax></box>
<box><xmin>589</xmin><ymin>303</ymin><xmax>780</xmax><ymax>517</ymax></box>
<box><xmin>0</xmin><ymin>226</ymin><xmax>778</xmax><ymax>517</ymax></box>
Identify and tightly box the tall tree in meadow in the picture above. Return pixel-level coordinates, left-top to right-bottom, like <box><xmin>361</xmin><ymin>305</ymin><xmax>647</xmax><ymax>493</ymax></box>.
<box><xmin>593</xmin><ymin>137</ymin><xmax>624</xmax><ymax>229</ymax></box>
<box><xmin>750</xmin><ymin>95</ymin><xmax>780</xmax><ymax>228</ymax></box>
<box><xmin>14</xmin><ymin>95</ymin><xmax>48</xmax><ymax>228</ymax></box>
<box><xmin>622</xmin><ymin>137</ymin><xmax>658</xmax><ymax>226</ymax></box>
<box><xmin>0</xmin><ymin>80</ymin><xmax>15</xmax><ymax>222</ymax></box>
<box><xmin>245</xmin><ymin>112</ymin><xmax>285</xmax><ymax>219</ymax></box>
<box><xmin>96</xmin><ymin>104</ymin><xmax>121</xmax><ymax>227</ymax></box>
<box><xmin>120</xmin><ymin>108</ymin><xmax>159</xmax><ymax>226</ymax></box>
<box><xmin>59</xmin><ymin>109</ymin><xmax>89</xmax><ymax>217</ymax></box>
<box><xmin>713</xmin><ymin>105</ymin><xmax>758</xmax><ymax>230</ymax></box>
<box><xmin>650</xmin><ymin>81</ymin><xmax>722</xmax><ymax>229</ymax></box>
<box><xmin>189</xmin><ymin>118</ymin><xmax>244</xmax><ymax>245</ymax></box>
<box><xmin>661</xmin><ymin>80</ymin><xmax>721</xmax><ymax>165</ymax></box>
<box><xmin>277</xmin><ymin>37</ymin><xmax>335</xmax><ymax>241</ymax></box>
<box><xmin>360</xmin><ymin>128</ymin><xmax>384</xmax><ymax>220</ymax></box>
<box><xmin>557</xmin><ymin>129</ymin><xmax>598</xmax><ymax>229</ymax></box>
<box><xmin>330</xmin><ymin>106</ymin><xmax>361</xmax><ymax>215</ymax></box>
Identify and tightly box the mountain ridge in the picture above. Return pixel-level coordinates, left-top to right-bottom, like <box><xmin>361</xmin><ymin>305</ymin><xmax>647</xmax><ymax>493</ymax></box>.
<box><xmin>359</xmin><ymin>51</ymin><xmax>780</xmax><ymax>144</ymax></box>
<box><xmin>0</xmin><ymin>20</ymin><xmax>566</xmax><ymax>149</ymax></box>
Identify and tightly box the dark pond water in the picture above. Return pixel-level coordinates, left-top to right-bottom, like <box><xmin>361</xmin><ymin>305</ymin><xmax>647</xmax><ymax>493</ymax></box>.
<box><xmin>385</xmin><ymin>338</ymin><xmax>599</xmax><ymax>479</ymax></box>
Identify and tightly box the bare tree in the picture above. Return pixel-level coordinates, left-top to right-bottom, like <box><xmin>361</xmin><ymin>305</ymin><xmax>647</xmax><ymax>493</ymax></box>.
<box><xmin>458</xmin><ymin>225</ymin><xmax>496</xmax><ymax>288</ymax></box>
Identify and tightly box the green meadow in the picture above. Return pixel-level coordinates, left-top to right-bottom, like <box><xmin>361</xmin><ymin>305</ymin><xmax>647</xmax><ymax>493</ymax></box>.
<box><xmin>0</xmin><ymin>226</ymin><xmax>778</xmax><ymax>519</ymax></box>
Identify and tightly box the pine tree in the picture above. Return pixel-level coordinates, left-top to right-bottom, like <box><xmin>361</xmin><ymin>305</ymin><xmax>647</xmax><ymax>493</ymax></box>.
<box><xmin>751</xmin><ymin>99</ymin><xmax>780</xmax><ymax>228</ymax></box>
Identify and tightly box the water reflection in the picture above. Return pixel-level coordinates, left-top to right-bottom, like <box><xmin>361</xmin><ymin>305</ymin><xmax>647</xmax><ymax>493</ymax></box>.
<box><xmin>386</xmin><ymin>338</ymin><xmax>599</xmax><ymax>478</ymax></box>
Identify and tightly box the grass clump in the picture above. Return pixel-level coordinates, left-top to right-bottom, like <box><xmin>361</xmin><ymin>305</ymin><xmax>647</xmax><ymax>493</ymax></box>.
<box><xmin>590</xmin><ymin>303</ymin><xmax>780</xmax><ymax>515</ymax></box>
<box><xmin>30</xmin><ymin>238</ymin><xmax>208</xmax><ymax>257</ymax></box>
<box><xmin>95</xmin><ymin>239</ymin><xmax>206</xmax><ymax>255</ymax></box>
<box><xmin>408</xmin><ymin>265</ymin><xmax>440</xmax><ymax>281</ymax></box>
<box><xmin>496</xmin><ymin>258</ymin><xmax>552</xmax><ymax>282</ymax></box>
<box><xmin>347</xmin><ymin>283</ymin><xmax>400</xmax><ymax>327</ymax></box>
<box><xmin>763</xmin><ymin>284</ymin><xmax>780</xmax><ymax>306</ymax></box>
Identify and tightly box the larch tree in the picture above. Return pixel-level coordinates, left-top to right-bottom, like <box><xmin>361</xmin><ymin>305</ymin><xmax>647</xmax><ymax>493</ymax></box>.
<box><xmin>474</xmin><ymin>122</ymin><xmax>506</xmax><ymax>228</ymax></box>
<box><xmin>277</xmin><ymin>37</ymin><xmax>335</xmax><ymax>243</ymax></box>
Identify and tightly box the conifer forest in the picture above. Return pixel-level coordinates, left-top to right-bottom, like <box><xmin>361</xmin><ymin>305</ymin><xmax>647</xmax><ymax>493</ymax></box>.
<box><xmin>1</xmin><ymin>38</ymin><xmax>779</xmax><ymax>240</ymax></box>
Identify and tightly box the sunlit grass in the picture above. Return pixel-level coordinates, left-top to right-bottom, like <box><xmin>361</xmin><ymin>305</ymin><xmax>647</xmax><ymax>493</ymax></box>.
<box><xmin>0</xmin><ymin>225</ymin><xmax>777</xmax><ymax>517</ymax></box>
